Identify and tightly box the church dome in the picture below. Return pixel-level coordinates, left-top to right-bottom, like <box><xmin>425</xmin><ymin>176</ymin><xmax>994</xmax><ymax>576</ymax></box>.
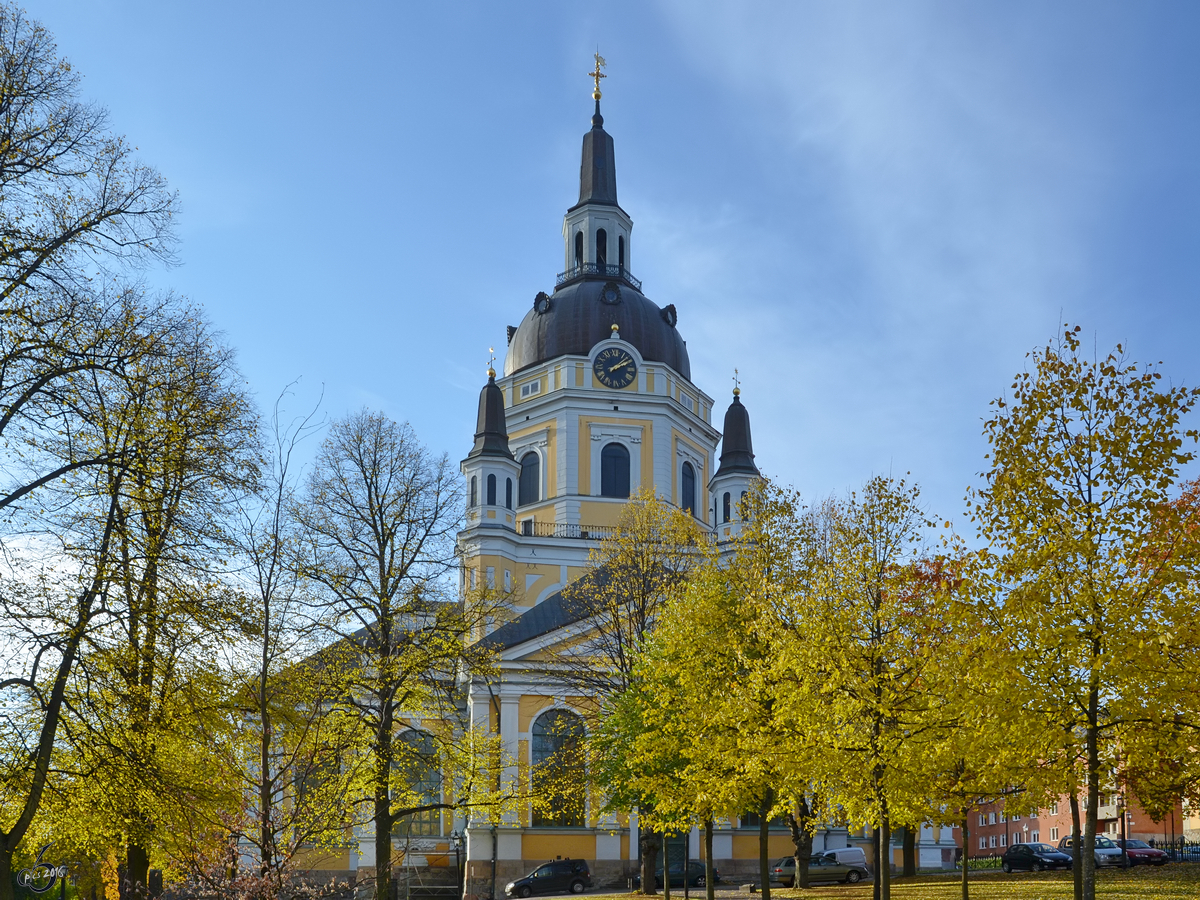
<box><xmin>503</xmin><ymin>278</ymin><xmax>690</xmax><ymax>379</ymax></box>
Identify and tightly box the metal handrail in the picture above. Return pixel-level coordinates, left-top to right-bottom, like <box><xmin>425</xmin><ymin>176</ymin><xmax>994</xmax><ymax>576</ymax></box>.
<box><xmin>555</xmin><ymin>262</ymin><xmax>642</xmax><ymax>291</ymax></box>
<box><xmin>520</xmin><ymin>520</ymin><xmax>618</xmax><ymax>540</ymax></box>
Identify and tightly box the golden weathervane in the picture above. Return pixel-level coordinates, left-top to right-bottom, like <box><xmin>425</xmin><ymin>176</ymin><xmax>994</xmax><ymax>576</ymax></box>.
<box><xmin>589</xmin><ymin>52</ymin><xmax>607</xmax><ymax>100</ymax></box>
<box><xmin>733</xmin><ymin>368</ymin><xmax>741</xmax><ymax>397</ymax></box>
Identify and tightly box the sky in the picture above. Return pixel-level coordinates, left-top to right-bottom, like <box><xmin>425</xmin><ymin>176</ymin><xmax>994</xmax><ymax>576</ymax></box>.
<box><xmin>31</xmin><ymin>1</ymin><xmax>1200</xmax><ymax>524</ymax></box>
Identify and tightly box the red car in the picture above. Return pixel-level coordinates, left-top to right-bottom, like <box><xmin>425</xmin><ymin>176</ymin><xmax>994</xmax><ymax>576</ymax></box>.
<box><xmin>1113</xmin><ymin>839</ymin><xmax>1169</xmax><ymax>866</ymax></box>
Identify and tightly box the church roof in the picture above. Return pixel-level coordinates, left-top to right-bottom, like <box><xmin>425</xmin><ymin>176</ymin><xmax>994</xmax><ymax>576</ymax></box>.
<box><xmin>504</xmin><ymin>278</ymin><xmax>690</xmax><ymax>379</ymax></box>
<box><xmin>480</xmin><ymin>567</ymin><xmax>613</xmax><ymax>651</ymax></box>
<box><xmin>481</xmin><ymin>588</ymin><xmax>583</xmax><ymax>651</ymax></box>
<box><xmin>715</xmin><ymin>392</ymin><xmax>760</xmax><ymax>477</ymax></box>
<box><xmin>468</xmin><ymin>373</ymin><xmax>512</xmax><ymax>459</ymax></box>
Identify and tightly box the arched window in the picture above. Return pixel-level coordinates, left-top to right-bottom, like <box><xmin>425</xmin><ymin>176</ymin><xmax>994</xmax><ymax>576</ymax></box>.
<box><xmin>574</xmin><ymin>231</ymin><xmax>583</xmax><ymax>267</ymax></box>
<box><xmin>531</xmin><ymin>710</ymin><xmax>585</xmax><ymax>827</ymax></box>
<box><xmin>486</xmin><ymin>473</ymin><xmax>496</xmax><ymax>506</ymax></box>
<box><xmin>681</xmin><ymin>462</ymin><xmax>695</xmax><ymax>516</ymax></box>
<box><xmin>722</xmin><ymin>492</ymin><xmax>731</xmax><ymax>523</ymax></box>
<box><xmin>596</xmin><ymin>229</ymin><xmax>607</xmax><ymax>267</ymax></box>
<box><xmin>505</xmin><ymin>477</ymin><xmax>513</xmax><ymax>510</ymax></box>
<box><xmin>600</xmin><ymin>443</ymin><xmax>630</xmax><ymax>498</ymax></box>
<box><xmin>741</xmin><ymin>490</ymin><xmax>749</xmax><ymax>521</ymax></box>
<box><xmin>618</xmin><ymin>235</ymin><xmax>625</xmax><ymax>268</ymax></box>
<box><xmin>519</xmin><ymin>452</ymin><xmax>540</xmax><ymax>506</ymax></box>
<box><xmin>392</xmin><ymin>730</ymin><xmax>442</xmax><ymax>837</ymax></box>
<box><xmin>470</xmin><ymin>476</ymin><xmax>477</xmax><ymax>507</ymax></box>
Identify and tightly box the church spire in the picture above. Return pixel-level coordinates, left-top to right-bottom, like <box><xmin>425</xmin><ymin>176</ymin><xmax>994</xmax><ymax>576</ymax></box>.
<box><xmin>574</xmin><ymin>53</ymin><xmax>618</xmax><ymax>209</ymax></box>
<box><xmin>468</xmin><ymin>364</ymin><xmax>512</xmax><ymax>459</ymax></box>
<box><xmin>715</xmin><ymin>387</ymin><xmax>760</xmax><ymax>477</ymax></box>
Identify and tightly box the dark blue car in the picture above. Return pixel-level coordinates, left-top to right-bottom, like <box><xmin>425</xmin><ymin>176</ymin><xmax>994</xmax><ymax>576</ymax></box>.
<box><xmin>1001</xmin><ymin>843</ymin><xmax>1073</xmax><ymax>872</ymax></box>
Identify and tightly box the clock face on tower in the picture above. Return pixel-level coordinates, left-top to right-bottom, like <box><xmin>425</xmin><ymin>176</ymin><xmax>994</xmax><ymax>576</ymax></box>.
<box><xmin>593</xmin><ymin>347</ymin><xmax>637</xmax><ymax>389</ymax></box>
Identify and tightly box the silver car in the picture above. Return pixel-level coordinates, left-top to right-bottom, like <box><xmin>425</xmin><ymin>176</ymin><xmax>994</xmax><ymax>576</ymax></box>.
<box><xmin>1056</xmin><ymin>835</ymin><xmax>1128</xmax><ymax>868</ymax></box>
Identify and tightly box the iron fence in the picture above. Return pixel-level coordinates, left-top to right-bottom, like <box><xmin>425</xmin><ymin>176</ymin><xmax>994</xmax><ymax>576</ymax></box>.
<box><xmin>555</xmin><ymin>262</ymin><xmax>642</xmax><ymax>291</ymax></box>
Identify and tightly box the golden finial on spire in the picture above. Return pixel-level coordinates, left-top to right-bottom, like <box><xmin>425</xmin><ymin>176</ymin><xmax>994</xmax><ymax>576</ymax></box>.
<box><xmin>733</xmin><ymin>368</ymin><xmax>741</xmax><ymax>397</ymax></box>
<box><xmin>487</xmin><ymin>347</ymin><xmax>496</xmax><ymax>379</ymax></box>
<box><xmin>589</xmin><ymin>51</ymin><xmax>607</xmax><ymax>100</ymax></box>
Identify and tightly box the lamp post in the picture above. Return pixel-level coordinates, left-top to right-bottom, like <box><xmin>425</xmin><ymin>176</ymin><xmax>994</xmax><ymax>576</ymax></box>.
<box><xmin>450</xmin><ymin>830</ymin><xmax>466</xmax><ymax>900</ymax></box>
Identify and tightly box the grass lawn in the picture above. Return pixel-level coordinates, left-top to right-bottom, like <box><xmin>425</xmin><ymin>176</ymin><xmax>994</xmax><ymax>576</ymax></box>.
<box><xmin>587</xmin><ymin>863</ymin><xmax>1200</xmax><ymax>900</ymax></box>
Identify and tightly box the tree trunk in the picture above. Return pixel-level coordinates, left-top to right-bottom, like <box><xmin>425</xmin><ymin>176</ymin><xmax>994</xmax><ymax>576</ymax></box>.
<box><xmin>125</xmin><ymin>843</ymin><xmax>150</xmax><ymax>900</ymax></box>
<box><xmin>787</xmin><ymin>800</ymin><xmax>814</xmax><ymax>890</ymax></box>
<box><xmin>639</xmin><ymin>830</ymin><xmax>659</xmax><ymax>896</ymax></box>
<box><xmin>0</xmin><ymin>847</ymin><xmax>14</xmax><ymax>900</ymax></box>
<box><xmin>704</xmin><ymin>820</ymin><xmax>715</xmax><ymax>900</ymax></box>
<box><xmin>663</xmin><ymin>834</ymin><xmax>670</xmax><ymax>900</ymax></box>
<box><xmin>1070</xmin><ymin>791</ymin><xmax>1082</xmax><ymax>900</ymax></box>
<box><xmin>880</xmin><ymin>816</ymin><xmax>891</xmax><ymax>900</ymax></box>
<box><xmin>872</xmin><ymin>827</ymin><xmax>882</xmax><ymax>900</ymax></box>
<box><xmin>758</xmin><ymin>794</ymin><xmax>772</xmax><ymax>900</ymax></box>
<box><xmin>902</xmin><ymin>827</ymin><xmax>916</xmax><ymax>877</ymax></box>
<box><xmin>375</xmin><ymin>721</ymin><xmax>394</xmax><ymax>900</ymax></box>
<box><xmin>1084</xmin><ymin>713</ymin><xmax>1100</xmax><ymax>900</ymax></box>
<box><xmin>960</xmin><ymin>816</ymin><xmax>969</xmax><ymax>900</ymax></box>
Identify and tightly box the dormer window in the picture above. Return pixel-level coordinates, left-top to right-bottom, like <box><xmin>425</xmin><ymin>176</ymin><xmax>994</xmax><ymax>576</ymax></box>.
<box><xmin>596</xmin><ymin>229</ymin><xmax>607</xmax><ymax>267</ymax></box>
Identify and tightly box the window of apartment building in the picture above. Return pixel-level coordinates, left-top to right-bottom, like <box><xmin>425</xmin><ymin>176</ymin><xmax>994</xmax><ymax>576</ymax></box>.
<box><xmin>978</xmin><ymin>837</ymin><xmax>987</xmax><ymax>850</ymax></box>
<box><xmin>989</xmin><ymin>835</ymin><xmax>996</xmax><ymax>848</ymax></box>
<box><xmin>999</xmin><ymin>834</ymin><xmax>1007</xmax><ymax>847</ymax></box>
<box><xmin>1050</xmin><ymin>827</ymin><xmax>1059</xmax><ymax>841</ymax></box>
<box><xmin>988</xmin><ymin>812</ymin><xmax>996</xmax><ymax>825</ymax></box>
<box><xmin>979</xmin><ymin>814</ymin><xmax>986</xmax><ymax>827</ymax></box>
<box><xmin>1032</xmin><ymin>831</ymin><xmax>1040</xmax><ymax>843</ymax></box>
<box><xmin>1011</xmin><ymin>814</ymin><xmax>1021</xmax><ymax>821</ymax></box>
<box><xmin>1049</xmin><ymin>802</ymin><xmax>1059</xmax><ymax>815</ymax></box>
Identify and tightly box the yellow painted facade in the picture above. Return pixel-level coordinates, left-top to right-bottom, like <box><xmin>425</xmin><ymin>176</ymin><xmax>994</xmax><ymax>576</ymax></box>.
<box><xmin>522</xmin><ymin>834</ymin><xmax>597</xmax><ymax>862</ymax></box>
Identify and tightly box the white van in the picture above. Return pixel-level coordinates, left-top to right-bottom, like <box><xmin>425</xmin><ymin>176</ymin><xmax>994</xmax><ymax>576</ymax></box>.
<box><xmin>822</xmin><ymin>847</ymin><xmax>869</xmax><ymax>869</ymax></box>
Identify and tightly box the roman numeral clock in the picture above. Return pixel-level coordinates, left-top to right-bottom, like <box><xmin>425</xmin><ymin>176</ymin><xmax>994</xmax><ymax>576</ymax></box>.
<box><xmin>593</xmin><ymin>346</ymin><xmax>637</xmax><ymax>389</ymax></box>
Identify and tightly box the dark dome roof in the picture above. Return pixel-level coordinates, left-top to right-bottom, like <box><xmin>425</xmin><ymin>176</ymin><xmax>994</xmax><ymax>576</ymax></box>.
<box><xmin>504</xmin><ymin>278</ymin><xmax>690</xmax><ymax>380</ymax></box>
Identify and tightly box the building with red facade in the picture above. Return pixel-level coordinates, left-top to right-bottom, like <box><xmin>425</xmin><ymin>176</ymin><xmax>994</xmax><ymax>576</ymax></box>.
<box><xmin>965</xmin><ymin>794</ymin><xmax>1184</xmax><ymax>857</ymax></box>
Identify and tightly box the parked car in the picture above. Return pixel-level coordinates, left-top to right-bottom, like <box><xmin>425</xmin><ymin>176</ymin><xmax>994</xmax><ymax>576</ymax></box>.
<box><xmin>630</xmin><ymin>861</ymin><xmax>718</xmax><ymax>889</ymax></box>
<box><xmin>822</xmin><ymin>847</ymin><xmax>869</xmax><ymax>869</ymax></box>
<box><xmin>771</xmin><ymin>855</ymin><xmax>868</xmax><ymax>887</ymax></box>
<box><xmin>1000</xmin><ymin>843</ymin><xmax>1073</xmax><ymax>872</ymax></box>
<box><xmin>1057</xmin><ymin>835</ymin><xmax>1128</xmax><ymax>868</ymax></box>
<box><xmin>505</xmin><ymin>859</ymin><xmax>592</xmax><ymax>897</ymax></box>
<box><xmin>1112</xmin><ymin>839</ymin><xmax>1170</xmax><ymax>866</ymax></box>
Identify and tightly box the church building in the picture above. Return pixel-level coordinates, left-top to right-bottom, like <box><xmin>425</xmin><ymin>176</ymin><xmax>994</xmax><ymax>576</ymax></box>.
<box><xmin>455</xmin><ymin>80</ymin><xmax>760</xmax><ymax>892</ymax></box>
<box><xmin>449</xmin><ymin>69</ymin><xmax>956</xmax><ymax>896</ymax></box>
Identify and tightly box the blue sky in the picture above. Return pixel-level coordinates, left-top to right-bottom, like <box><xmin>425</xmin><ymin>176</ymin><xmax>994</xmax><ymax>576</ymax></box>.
<box><xmin>34</xmin><ymin>1</ymin><xmax>1200</xmax><ymax>522</ymax></box>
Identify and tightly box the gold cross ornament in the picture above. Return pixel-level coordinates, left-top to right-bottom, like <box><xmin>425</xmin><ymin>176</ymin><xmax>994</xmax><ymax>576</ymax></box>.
<box><xmin>589</xmin><ymin>52</ymin><xmax>607</xmax><ymax>100</ymax></box>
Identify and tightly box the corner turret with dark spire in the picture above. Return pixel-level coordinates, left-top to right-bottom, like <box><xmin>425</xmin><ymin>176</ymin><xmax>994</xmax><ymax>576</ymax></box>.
<box><xmin>461</xmin><ymin>361</ymin><xmax>521</xmax><ymax>530</ymax></box>
<box><xmin>711</xmin><ymin>381</ymin><xmax>762</xmax><ymax>540</ymax></box>
<box><xmin>714</xmin><ymin>389</ymin><xmax>760</xmax><ymax>478</ymax></box>
<box><xmin>468</xmin><ymin>369</ymin><xmax>512</xmax><ymax>459</ymax></box>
